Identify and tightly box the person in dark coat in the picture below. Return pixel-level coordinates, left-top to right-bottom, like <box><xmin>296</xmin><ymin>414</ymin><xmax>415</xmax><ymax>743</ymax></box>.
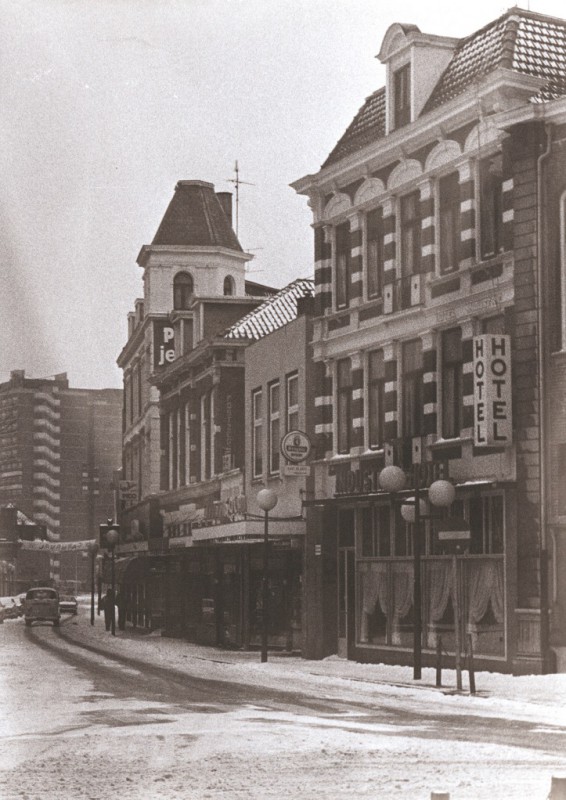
<box><xmin>103</xmin><ymin>588</ymin><xmax>115</xmax><ymax>632</ymax></box>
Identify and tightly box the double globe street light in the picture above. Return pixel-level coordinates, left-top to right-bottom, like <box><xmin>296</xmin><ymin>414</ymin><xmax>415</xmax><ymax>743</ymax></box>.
<box><xmin>378</xmin><ymin>466</ymin><xmax>455</xmax><ymax>680</ymax></box>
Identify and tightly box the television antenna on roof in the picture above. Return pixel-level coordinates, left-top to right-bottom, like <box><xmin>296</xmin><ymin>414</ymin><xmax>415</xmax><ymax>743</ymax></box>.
<box><xmin>226</xmin><ymin>160</ymin><xmax>254</xmax><ymax>237</ymax></box>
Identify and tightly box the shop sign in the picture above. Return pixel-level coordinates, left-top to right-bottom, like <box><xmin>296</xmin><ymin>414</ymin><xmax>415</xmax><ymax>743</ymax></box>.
<box><xmin>201</xmin><ymin>494</ymin><xmax>247</xmax><ymax>526</ymax></box>
<box><xmin>334</xmin><ymin>460</ymin><xmax>448</xmax><ymax>496</ymax></box>
<box><xmin>473</xmin><ymin>334</ymin><xmax>512</xmax><ymax>447</ymax></box>
<box><xmin>284</xmin><ymin>464</ymin><xmax>310</xmax><ymax>477</ymax></box>
<box><xmin>281</xmin><ymin>430</ymin><xmax>311</xmax><ymax>463</ymax></box>
<box><xmin>119</xmin><ymin>480</ymin><xmax>138</xmax><ymax>502</ymax></box>
<box><xmin>153</xmin><ymin>320</ymin><xmax>175</xmax><ymax>369</ymax></box>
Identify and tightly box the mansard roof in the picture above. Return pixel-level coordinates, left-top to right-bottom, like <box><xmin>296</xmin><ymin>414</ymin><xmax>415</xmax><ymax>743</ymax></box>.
<box><xmin>322</xmin><ymin>88</ymin><xmax>386</xmax><ymax>169</ymax></box>
<box><xmin>151</xmin><ymin>180</ymin><xmax>242</xmax><ymax>251</ymax></box>
<box><xmin>424</xmin><ymin>8</ymin><xmax>566</xmax><ymax>111</ymax></box>
<box><xmin>322</xmin><ymin>8</ymin><xmax>566</xmax><ymax>169</ymax></box>
<box><xmin>224</xmin><ymin>278</ymin><xmax>314</xmax><ymax>341</ymax></box>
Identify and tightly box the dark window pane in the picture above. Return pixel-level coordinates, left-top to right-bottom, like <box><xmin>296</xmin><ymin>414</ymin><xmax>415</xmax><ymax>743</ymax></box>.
<box><xmin>442</xmin><ymin>328</ymin><xmax>463</xmax><ymax>438</ymax></box>
<box><xmin>439</xmin><ymin>172</ymin><xmax>461</xmax><ymax>273</ymax></box>
<box><xmin>337</xmin><ymin>358</ymin><xmax>352</xmax><ymax>453</ymax></box>
<box><xmin>394</xmin><ymin>64</ymin><xmax>411</xmax><ymax>128</ymax></box>
<box><xmin>335</xmin><ymin>222</ymin><xmax>351</xmax><ymax>308</ymax></box>
<box><xmin>368</xmin><ymin>350</ymin><xmax>385</xmax><ymax>448</ymax></box>
<box><xmin>480</xmin><ymin>155</ymin><xmax>503</xmax><ymax>260</ymax></box>
<box><xmin>367</xmin><ymin>208</ymin><xmax>384</xmax><ymax>298</ymax></box>
<box><xmin>401</xmin><ymin>192</ymin><xmax>421</xmax><ymax>275</ymax></box>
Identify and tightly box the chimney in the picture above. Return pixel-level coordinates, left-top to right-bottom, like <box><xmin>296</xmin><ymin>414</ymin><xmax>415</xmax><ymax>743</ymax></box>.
<box><xmin>216</xmin><ymin>192</ymin><xmax>233</xmax><ymax>225</ymax></box>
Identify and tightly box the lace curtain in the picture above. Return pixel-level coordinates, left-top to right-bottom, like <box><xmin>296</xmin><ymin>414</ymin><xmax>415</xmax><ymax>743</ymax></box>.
<box><xmin>360</xmin><ymin>562</ymin><xmax>388</xmax><ymax>642</ymax></box>
<box><xmin>468</xmin><ymin>560</ymin><xmax>504</xmax><ymax>624</ymax></box>
<box><xmin>391</xmin><ymin>563</ymin><xmax>413</xmax><ymax>644</ymax></box>
<box><xmin>427</xmin><ymin>560</ymin><xmax>453</xmax><ymax>648</ymax></box>
<box><xmin>467</xmin><ymin>559</ymin><xmax>504</xmax><ymax>648</ymax></box>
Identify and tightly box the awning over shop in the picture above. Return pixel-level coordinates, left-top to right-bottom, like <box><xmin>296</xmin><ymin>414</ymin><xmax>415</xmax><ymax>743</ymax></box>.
<box><xmin>101</xmin><ymin>555</ymin><xmax>149</xmax><ymax>585</ymax></box>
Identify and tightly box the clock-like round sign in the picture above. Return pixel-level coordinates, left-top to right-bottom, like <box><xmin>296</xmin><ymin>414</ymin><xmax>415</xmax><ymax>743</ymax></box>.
<box><xmin>280</xmin><ymin>430</ymin><xmax>312</xmax><ymax>463</ymax></box>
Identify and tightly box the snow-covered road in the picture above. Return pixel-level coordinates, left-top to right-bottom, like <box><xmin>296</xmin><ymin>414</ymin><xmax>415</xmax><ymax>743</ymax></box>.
<box><xmin>1</xmin><ymin>604</ymin><xmax>565</xmax><ymax>799</ymax></box>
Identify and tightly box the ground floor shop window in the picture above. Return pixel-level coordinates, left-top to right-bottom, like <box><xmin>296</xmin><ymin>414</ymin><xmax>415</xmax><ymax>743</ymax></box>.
<box><xmin>358</xmin><ymin>555</ymin><xmax>505</xmax><ymax>657</ymax></box>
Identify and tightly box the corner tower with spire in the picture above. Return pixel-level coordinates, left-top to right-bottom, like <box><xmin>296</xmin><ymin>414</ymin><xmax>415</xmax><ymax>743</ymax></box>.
<box><xmin>117</xmin><ymin>179</ymin><xmax>272</xmax><ymax>538</ymax></box>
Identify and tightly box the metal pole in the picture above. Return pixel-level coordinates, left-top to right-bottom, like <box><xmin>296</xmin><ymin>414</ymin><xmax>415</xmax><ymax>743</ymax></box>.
<box><xmin>97</xmin><ymin>564</ymin><xmax>102</xmax><ymax>615</ymax></box>
<box><xmin>261</xmin><ymin>509</ymin><xmax>269</xmax><ymax>663</ymax></box>
<box><xmin>111</xmin><ymin>547</ymin><xmax>116</xmax><ymax>637</ymax></box>
<box><xmin>413</xmin><ymin>471</ymin><xmax>422</xmax><ymax>680</ymax></box>
<box><xmin>90</xmin><ymin>552</ymin><xmax>95</xmax><ymax>626</ymax></box>
<box><xmin>453</xmin><ymin>554</ymin><xmax>462</xmax><ymax>691</ymax></box>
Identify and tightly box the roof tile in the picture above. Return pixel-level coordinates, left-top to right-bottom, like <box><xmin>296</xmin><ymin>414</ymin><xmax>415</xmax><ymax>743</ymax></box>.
<box><xmin>224</xmin><ymin>278</ymin><xmax>314</xmax><ymax>341</ymax></box>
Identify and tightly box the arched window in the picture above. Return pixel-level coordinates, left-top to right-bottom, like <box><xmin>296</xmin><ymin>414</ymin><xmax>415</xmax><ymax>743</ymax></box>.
<box><xmin>223</xmin><ymin>275</ymin><xmax>235</xmax><ymax>296</ymax></box>
<box><xmin>173</xmin><ymin>272</ymin><xmax>193</xmax><ymax>310</ymax></box>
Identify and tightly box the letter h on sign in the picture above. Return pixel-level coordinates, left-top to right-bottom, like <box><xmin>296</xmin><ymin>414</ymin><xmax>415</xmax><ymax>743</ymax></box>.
<box><xmin>472</xmin><ymin>334</ymin><xmax>512</xmax><ymax>447</ymax></box>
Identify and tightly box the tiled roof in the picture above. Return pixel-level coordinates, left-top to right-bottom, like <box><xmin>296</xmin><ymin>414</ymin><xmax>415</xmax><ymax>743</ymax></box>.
<box><xmin>424</xmin><ymin>9</ymin><xmax>566</xmax><ymax>111</ymax></box>
<box><xmin>224</xmin><ymin>278</ymin><xmax>314</xmax><ymax>341</ymax></box>
<box><xmin>322</xmin><ymin>9</ymin><xmax>566</xmax><ymax>169</ymax></box>
<box><xmin>322</xmin><ymin>88</ymin><xmax>386</xmax><ymax>169</ymax></box>
<box><xmin>152</xmin><ymin>181</ymin><xmax>242</xmax><ymax>251</ymax></box>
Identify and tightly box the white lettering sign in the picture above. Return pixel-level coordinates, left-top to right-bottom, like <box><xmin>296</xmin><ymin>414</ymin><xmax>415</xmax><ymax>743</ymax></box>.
<box><xmin>473</xmin><ymin>335</ymin><xmax>512</xmax><ymax>447</ymax></box>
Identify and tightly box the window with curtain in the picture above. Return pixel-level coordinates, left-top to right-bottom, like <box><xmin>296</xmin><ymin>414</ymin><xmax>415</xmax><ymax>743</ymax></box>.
<box><xmin>368</xmin><ymin>349</ymin><xmax>385</xmax><ymax>449</ymax></box>
<box><xmin>393</xmin><ymin>63</ymin><xmax>411</xmax><ymax>129</ymax></box>
<box><xmin>479</xmin><ymin>154</ymin><xmax>503</xmax><ymax>260</ymax></box>
<box><xmin>173</xmin><ymin>272</ymin><xmax>194</xmax><ymax>310</ymax></box>
<box><xmin>366</xmin><ymin>207</ymin><xmax>384</xmax><ymax>298</ymax></box>
<box><xmin>268</xmin><ymin>381</ymin><xmax>280</xmax><ymax>474</ymax></box>
<box><xmin>400</xmin><ymin>191</ymin><xmax>421</xmax><ymax>276</ymax></box>
<box><xmin>442</xmin><ymin>328</ymin><xmax>463</xmax><ymax>438</ymax></box>
<box><xmin>336</xmin><ymin>358</ymin><xmax>352</xmax><ymax>453</ymax></box>
<box><xmin>335</xmin><ymin>222</ymin><xmax>351</xmax><ymax>309</ymax></box>
<box><xmin>252</xmin><ymin>389</ymin><xmax>263</xmax><ymax>479</ymax></box>
<box><xmin>439</xmin><ymin>172</ymin><xmax>461</xmax><ymax>273</ymax></box>
<box><xmin>401</xmin><ymin>339</ymin><xmax>424</xmax><ymax>438</ymax></box>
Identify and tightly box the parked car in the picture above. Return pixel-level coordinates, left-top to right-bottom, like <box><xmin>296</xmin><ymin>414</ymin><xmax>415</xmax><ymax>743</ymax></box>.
<box><xmin>24</xmin><ymin>587</ymin><xmax>60</xmax><ymax>627</ymax></box>
<box><xmin>59</xmin><ymin>595</ymin><xmax>78</xmax><ymax>615</ymax></box>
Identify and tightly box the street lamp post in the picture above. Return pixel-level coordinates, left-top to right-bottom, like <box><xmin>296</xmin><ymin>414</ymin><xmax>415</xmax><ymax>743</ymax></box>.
<box><xmin>87</xmin><ymin>541</ymin><xmax>99</xmax><ymax>626</ymax></box>
<box><xmin>105</xmin><ymin>526</ymin><xmax>120</xmax><ymax>636</ymax></box>
<box><xmin>379</xmin><ymin>466</ymin><xmax>455</xmax><ymax>680</ymax></box>
<box><xmin>256</xmin><ymin>488</ymin><xmax>278</xmax><ymax>663</ymax></box>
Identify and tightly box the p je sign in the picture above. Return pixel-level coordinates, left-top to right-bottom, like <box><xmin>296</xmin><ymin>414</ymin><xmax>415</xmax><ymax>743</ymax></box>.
<box><xmin>153</xmin><ymin>321</ymin><xmax>175</xmax><ymax>369</ymax></box>
<box><xmin>473</xmin><ymin>334</ymin><xmax>512</xmax><ymax>447</ymax></box>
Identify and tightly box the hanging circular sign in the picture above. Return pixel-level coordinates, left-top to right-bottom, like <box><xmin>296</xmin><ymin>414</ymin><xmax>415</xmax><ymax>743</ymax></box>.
<box><xmin>280</xmin><ymin>430</ymin><xmax>312</xmax><ymax>463</ymax></box>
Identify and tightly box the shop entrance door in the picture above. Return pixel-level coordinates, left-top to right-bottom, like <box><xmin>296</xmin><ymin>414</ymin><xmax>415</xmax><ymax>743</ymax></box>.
<box><xmin>337</xmin><ymin>547</ymin><xmax>355</xmax><ymax>658</ymax></box>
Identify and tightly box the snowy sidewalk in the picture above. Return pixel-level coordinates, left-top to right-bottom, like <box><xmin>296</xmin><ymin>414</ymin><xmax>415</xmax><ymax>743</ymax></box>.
<box><xmin>54</xmin><ymin>598</ymin><xmax>566</xmax><ymax>729</ymax></box>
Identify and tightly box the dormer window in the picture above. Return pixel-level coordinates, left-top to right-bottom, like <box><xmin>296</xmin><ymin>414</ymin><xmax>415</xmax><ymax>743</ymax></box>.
<box><xmin>173</xmin><ymin>271</ymin><xmax>194</xmax><ymax>310</ymax></box>
<box><xmin>393</xmin><ymin>63</ymin><xmax>411</xmax><ymax>129</ymax></box>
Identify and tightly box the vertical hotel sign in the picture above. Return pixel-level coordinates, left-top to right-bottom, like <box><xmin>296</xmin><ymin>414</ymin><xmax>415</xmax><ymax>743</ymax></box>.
<box><xmin>153</xmin><ymin>321</ymin><xmax>175</xmax><ymax>369</ymax></box>
<box><xmin>473</xmin><ymin>334</ymin><xmax>512</xmax><ymax>446</ymax></box>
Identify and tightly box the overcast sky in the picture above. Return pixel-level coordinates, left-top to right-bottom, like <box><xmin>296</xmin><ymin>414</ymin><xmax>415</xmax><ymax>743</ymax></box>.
<box><xmin>1</xmin><ymin>0</ymin><xmax>563</xmax><ymax>389</ymax></box>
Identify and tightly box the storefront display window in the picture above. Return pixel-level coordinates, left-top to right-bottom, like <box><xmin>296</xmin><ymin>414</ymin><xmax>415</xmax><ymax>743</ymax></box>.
<box><xmin>356</xmin><ymin>492</ymin><xmax>506</xmax><ymax>658</ymax></box>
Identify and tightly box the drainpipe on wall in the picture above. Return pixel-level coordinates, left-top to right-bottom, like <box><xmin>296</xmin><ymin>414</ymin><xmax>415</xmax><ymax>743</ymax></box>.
<box><xmin>536</xmin><ymin>121</ymin><xmax>553</xmax><ymax>672</ymax></box>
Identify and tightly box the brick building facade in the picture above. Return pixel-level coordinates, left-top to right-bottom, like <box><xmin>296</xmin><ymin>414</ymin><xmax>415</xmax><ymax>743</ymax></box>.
<box><xmin>293</xmin><ymin>9</ymin><xmax>566</xmax><ymax>672</ymax></box>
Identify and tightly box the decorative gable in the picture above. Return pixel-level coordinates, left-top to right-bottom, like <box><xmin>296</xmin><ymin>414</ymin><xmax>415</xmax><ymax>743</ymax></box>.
<box><xmin>377</xmin><ymin>23</ymin><xmax>457</xmax><ymax>133</ymax></box>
